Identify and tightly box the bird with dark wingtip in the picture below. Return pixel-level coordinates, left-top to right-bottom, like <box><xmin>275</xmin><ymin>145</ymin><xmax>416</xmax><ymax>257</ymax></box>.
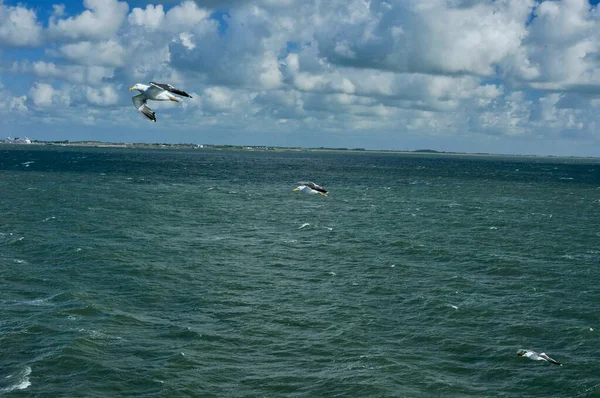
<box><xmin>129</xmin><ymin>81</ymin><xmax>192</xmax><ymax>122</ymax></box>
<box><xmin>293</xmin><ymin>181</ymin><xmax>328</xmax><ymax>196</ymax></box>
<box><xmin>517</xmin><ymin>349</ymin><xmax>562</xmax><ymax>365</ymax></box>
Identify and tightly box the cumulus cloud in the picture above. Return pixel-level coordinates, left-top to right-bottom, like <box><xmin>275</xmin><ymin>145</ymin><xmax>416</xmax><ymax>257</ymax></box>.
<box><xmin>29</xmin><ymin>82</ymin><xmax>70</xmax><ymax>107</ymax></box>
<box><xmin>178</xmin><ymin>33</ymin><xmax>196</xmax><ymax>50</ymax></box>
<box><xmin>86</xmin><ymin>85</ymin><xmax>119</xmax><ymax>106</ymax></box>
<box><xmin>523</xmin><ymin>0</ymin><xmax>600</xmax><ymax>91</ymax></box>
<box><xmin>0</xmin><ymin>1</ymin><xmax>42</xmax><ymax>46</ymax></box>
<box><xmin>12</xmin><ymin>61</ymin><xmax>115</xmax><ymax>85</ymax></box>
<box><xmin>10</xmin><ymin>95</ymin><xmax>29</xmax><ymax>112</ymax></box>
<box><xmin>128</xmin><ymin>1</ymin><xmax>210</xmax><ymax>32</ymax></box>
<box><xmin>315</xmin><ymin>0</ymin><xmax>534</xmax><ymax>76</ymax></box>
<box><xmin>165</xmin><ymin>0</ymin><xmax>209</xmax><ymax>28</ymax></box>
<box><xmin>0</xmin><ymin>79</ymin><xmax>29</xmax><ymax>113</ymax></box>
<box><xmin>52</xmin><ymin>4</ymin><xmax>66</xmax><ymax>17</ymax></box>
<box><xmin>128</xmin><ymin>4</ymin><xmax>165</xmax><ymax>30</ymax></box>
<box><xmin>168</xmin><ymin>2</ymin><xmax>297</xmax><ymax>88</ymax></box>
<box><xmin>48</xmin><ymin>0</ymin><xmax>129</xmax><ymax>41</ymax></box>
<box><xmin>53</xmin><ymin>40</ymin><xmax>126</xmax><ymax>67</ymax></box>
<box><xmin>124</xmin><ymin>1</ymin><xmax>218</xmax><ymax>84</ymax></box>
<box><xmin>203</xmin><ymin>86</ymin><xmax>235</xmax><ymax>112</ymax></box>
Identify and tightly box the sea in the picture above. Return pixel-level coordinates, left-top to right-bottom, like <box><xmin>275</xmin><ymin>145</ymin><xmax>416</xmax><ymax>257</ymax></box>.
<box><xmin>1</xmin><ymin>145</ymin><xmax>599</xmax><ymax>397</ymax></box>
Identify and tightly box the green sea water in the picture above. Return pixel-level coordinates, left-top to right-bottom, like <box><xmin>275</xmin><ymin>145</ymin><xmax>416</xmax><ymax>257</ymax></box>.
<box><xmin>1</xmin><ymin>146</ymin><xmax>599</xmax><ymax>397</ymax></box>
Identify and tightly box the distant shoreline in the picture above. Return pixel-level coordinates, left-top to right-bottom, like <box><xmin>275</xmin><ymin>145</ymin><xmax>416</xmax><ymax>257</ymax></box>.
<box><xmin>1</xmin><ymin>140</ymin><xmax>598</xmax><ymax>160</ymax></box>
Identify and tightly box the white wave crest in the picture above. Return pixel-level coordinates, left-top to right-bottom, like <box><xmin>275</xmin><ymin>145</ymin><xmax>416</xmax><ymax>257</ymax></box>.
<box><xmin>1</xmin><ymin>366</ymin><xmax>31</xmax><ymax>392</ymax></box>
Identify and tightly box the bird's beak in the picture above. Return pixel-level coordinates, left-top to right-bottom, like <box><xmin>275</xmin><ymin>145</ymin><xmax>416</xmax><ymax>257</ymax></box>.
<box><xmin>129</xmin><ymin>87</ymin><xmax>135</xmax><ymax>91</ymax></box>
<box><xmin>293</xmin><ymin>188</ymin><xmax>299</xmax><ymax>192</ymax></box>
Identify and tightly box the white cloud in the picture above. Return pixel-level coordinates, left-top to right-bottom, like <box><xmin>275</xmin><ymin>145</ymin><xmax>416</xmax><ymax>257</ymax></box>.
<box><xmin>52</xmin><ymin>4</ymin><xmax>65</xmax><ymax>17</ymax></box>
<box><xmin>258</xmin><ymin>51</ymin><xmax>282</xmax><ymax>89</ymax></box>
<box><xmin>29</xmin><ymin>83</ymin><xmax>56</xmax><ymax>107</ymax></box>
<box><xmin>86</xmin><ymin>85</ymin><xmax>119</xmax><ymax>106</ymax></box>
<box><xmin>128</xmin><ymin>1</ymin><xmax>212</xmax><ymax>34</ymax></box>
<box><xmin>28</xmin><ymin>82</ymin><xmax>70</xmax><ymax>107</ymax></box>
<box><xmin>203</xmin><ymin>86</ymin><xmax>234</xmax><ymax>112</ymax></box>
<box><xmin>123</xmin><ymin>2</ymin><xmax>217</xmax><ymax>84</ymax></box>
<box><xmin>315</xmin><ymin>0</ymin><xmax>534</xmax><ymax>76</ymax></box>
<box><xmin>0</xmin><ymin>2</ymin><xmax>42</xmax><ymax>46</ymax></box>
<box><xmin>122</xmin><ymin>36</ymin><xmax>172</xmax><ymax>80</ymax></box>
<box><xmin>0</xmin><ymin>79</ymin><xmax>29</xmax><ymax>113</ymax></box>
<box><xmin>10</xmin><ymin>96</ymin><xmax>29</xmax><ymax>112</ymax></box>
<box><xmin>529</xmin><ymin>0</ymin><xmax>592</xmax><ymax>43</ymax></box>
<box><xmin>12</xmin><ymin>61</ymin><xmax>115</xmax><ymax>85</ymax></box>
<box><xmin>164</xmin><ymin>1</ymin><xmax>209</xmax><ymax>28</ymax></box>
<box><xmin>522</xmin><ymin>0</ymin><xmax>600</xmax><ymax>91</ymax></box>
<box><xmin>53</xmin><ymin>39</ymin><xmax>126</xmax><ymax>67</ymax></box>
<box><xmin>128</xmin><ymin>4</ymin><xmax>165</xmax><ymax>30</ymax></box>
<box><xmin>178</xmin><ymin>33</ymin><xmax>196</xmax><ymax>50</ymax></box>
<box><xmin>48</xmin><ymin>0</ymin><xmax>129</xmax><ymax>41</ymax></box>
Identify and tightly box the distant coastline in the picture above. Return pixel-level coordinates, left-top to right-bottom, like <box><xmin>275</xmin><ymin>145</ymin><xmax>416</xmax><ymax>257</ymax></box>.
<box><xmin>1</xmin><ymin>140</ymin><xmax>597</xmax><ymax>160</ymax></box>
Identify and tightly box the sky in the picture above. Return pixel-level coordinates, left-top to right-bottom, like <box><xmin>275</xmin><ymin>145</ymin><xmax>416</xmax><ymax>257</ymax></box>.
<box><xmin>1</xmin><ymin>0</ymin><xmax>600</xmax><ymax>156</ymax></box>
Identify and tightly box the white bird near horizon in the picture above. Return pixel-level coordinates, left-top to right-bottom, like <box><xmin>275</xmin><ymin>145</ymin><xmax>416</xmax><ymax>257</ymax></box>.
<box><xmin>130</xmin><ymin>81</ymin><xmax>192</xmax><ymax>122</ymax></box>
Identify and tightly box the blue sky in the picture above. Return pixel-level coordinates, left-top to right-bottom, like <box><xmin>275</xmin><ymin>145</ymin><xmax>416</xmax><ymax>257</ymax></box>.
<box><xmin>1</xmin><ymin>0</ymin><xmax>600</xmax><ymax>156</ymax></box>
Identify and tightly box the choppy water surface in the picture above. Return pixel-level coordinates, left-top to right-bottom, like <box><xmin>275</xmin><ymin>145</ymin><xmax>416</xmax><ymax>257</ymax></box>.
<box><xmin>1</xmin><ymin>146</ymin><xmax>599</xmax><ymax>397</ymax></box>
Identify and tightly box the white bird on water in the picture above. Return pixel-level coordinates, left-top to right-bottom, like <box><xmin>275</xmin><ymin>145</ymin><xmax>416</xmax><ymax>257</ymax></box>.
<box><xmin>130</xmin><ymin>82</ymin><xmax>192</xmax><ymax>122</ymax></box>
<box><xmin>517</xmin><ymin>349</ymin><xmax>562</xmax><ymax>366</ymax></box>
<box><xmin>293</xmin><ymin>181</ymin><xmax>328</xmax><ymax>196</ymax></box>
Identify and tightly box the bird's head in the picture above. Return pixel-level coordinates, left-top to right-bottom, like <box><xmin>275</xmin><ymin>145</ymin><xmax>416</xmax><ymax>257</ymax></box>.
<box><xmin>129</xmin><ymin>83</ymin><xmax>141</xmax><ymax>91</ymax></box>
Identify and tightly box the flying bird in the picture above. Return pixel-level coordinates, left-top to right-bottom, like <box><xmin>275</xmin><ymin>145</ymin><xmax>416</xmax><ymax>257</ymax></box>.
<box><xmin>293</xmin><ymin>181</ymin><xmax>328</xmax><ymax>196</ymax></box>
<box><xmin>517</xmin><ymin>349</ymin><xmax>562</xmax><ymax>366</ymax></box>
<box><xmin>130</xmin><ymin>81</ymin><xmax>192</xmax><ymax>122</ymax></box>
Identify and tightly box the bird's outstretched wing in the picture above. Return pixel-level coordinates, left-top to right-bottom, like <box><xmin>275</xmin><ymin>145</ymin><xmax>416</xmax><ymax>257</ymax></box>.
<box><xmin>132</xmin><ymin>94</ymin><xmax>156</xmax><ymax>122</ymax></box>
<box><xmin>149</xmin><ymin>82</ymin><xmax>192</xmax><ymax>98</ymax></box>
<box><xmin>299</xmin><ymin>181</ymin><xmax>328</xmax><ymax>194</ymax></box>
<box><xmin>539</xmin><ymin>353</ymin><xmax>562</xmax><ymax>366</ymax></box>
<box><xmin>145</xmin><ymin>84</ymin><xmax>165</xmax><ymax>99</ymax></box>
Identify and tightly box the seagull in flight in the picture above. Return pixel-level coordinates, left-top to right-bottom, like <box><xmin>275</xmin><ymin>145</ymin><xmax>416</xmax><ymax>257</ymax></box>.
<box><xmin>130</xmin><ymin>81</ymin><xmax>192</xmax><ymax>122</ymax></box>
<box><xmin>293</xmin><ymin>181</ymin><xmax>328</xmax><ymax>196</ymax></box>
<box><xmin>517</xmin><ymin>349</ymin><xmax>562</xmax><ymax>366</ymax></box>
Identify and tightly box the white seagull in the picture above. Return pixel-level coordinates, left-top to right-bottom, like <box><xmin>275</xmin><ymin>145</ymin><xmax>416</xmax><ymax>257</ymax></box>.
<box><xmin>293</xmin><ymin>181</ymin><xmax>328</xmax><ymax>196</ymax></box>
<box><xmin>130</xmin><ymin>81</ymin><xmax>192</xmax><ymax>122</ymax></box>
<box><xmin>517</xmin><ymin>349</ymin><xmax>562</xmax><ymax>366</ymax></box>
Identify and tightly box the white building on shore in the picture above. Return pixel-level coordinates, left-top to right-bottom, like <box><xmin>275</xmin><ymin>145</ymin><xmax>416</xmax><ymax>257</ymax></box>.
<box><xmin>4</xmin><ymin>136</ymin><xmax>32</xmax><ymax>144</ymax></box>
